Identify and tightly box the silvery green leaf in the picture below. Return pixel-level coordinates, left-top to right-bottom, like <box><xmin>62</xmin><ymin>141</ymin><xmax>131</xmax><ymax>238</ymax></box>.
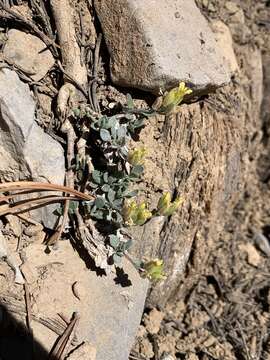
<box><xmin>107</xmin><ymin>116</ymin><xmax>118</xmax><ymax>129</ymax></box>
<box><xmin>103</xmin><ymin>172</ymin><xmax>109</xmax><ymax>183</ymax></box>
<box><xmin>117</xmin><ymin>126</ymin><xmax>127</xmax><ymax>141</ymax></box>
<box><xmin>107</xmin><ymin>189</ymin><xmax>116</xmax><ymax>203</ymax></box>
<box><xmin>113</xmin><ymin>253</ymin><xmax>122</xmax><ymax>264</ymax></box>
<box><xmin>101</xmin><ymin>184</ymin><xmax>110</xmax><ymax>192</ymax></box>
<box><xmin>100</xmin><ymin>128</ymin><xmax>111</xmax><ymax>142</ymax></box>
<box><xmin>92</xmin><ymin>210</ymin><xmax>104</xmax><ymax>220</ymax></box>
<box><xmin>126</xmin><ymin>93</ymin><xmax>134</xmax><ymax>109</ymax></box>
<box><xmin>109</xmin><ymin>235</ymin><xmax>120</xmax><ymax>249</ymax></box>
<box><xmin>130</xmin><ymin>165</ymin><xmax>144</xmax><ymax>177</ymax></box>
<box><xmin>92</xmin><ymin>170</ymin><xmax>102</xmax><ymax>184</ymax></box>
<box><xmin>123</xmin><ymin>239</ymin><xmax>133</xmax><ymax>251</ymax></box>
<box><xmin>113</xmin><ymin>198</ymin><xmax>123</xmax><ymax>209</ymax></box>
<box><xmin>95</xmin><ymin>196</ymin><xmax>105</xmax><ymax>209</ymax></box>
<box><xmin>73</xmin><ymin>108</ymin><xmax>80</xmax><ymax>117</ymax></box>
<box><xmin>123</xmin><ymin>189</ymin><xmax>138</xmax><ymax>198</ymax></box>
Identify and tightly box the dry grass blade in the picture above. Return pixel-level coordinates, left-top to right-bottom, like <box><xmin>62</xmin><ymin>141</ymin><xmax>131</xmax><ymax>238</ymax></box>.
<box><xmin>0</xmin><ymin>181</ymin><xmax>94</xmax><ymax>201</ymax></box>
<box><xmin>0</xmin><ymin>0</ymin><xmax>59</xmax><ymax>56</ymax></box>
<box><xmin>0</xmin><ymin>181</ymin><xmax>94</xmax><ymax>216</ymax></box>
<box><xmin>0</xmin><ymin>195</ymin><xmax>78</xmax><ymax>216</ymax></box>
<box><xmin>49</xmin><ymin>312</ymin><xmax>79</xmax><ymax>360</ymax></box>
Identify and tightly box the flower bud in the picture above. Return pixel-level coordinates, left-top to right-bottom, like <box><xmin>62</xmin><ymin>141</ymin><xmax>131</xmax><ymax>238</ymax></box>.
<box><xmin>163</xmin><ymin>197</ymin><xmax>184</xmax><ymax>216</ymax></box>
<box><xmin>157</xmin><ymin>192</ymin><xmax>171</xmax><ymax>215</ymax></box>
<box><xmin>142</xmin><ymin>258</ymin><xmax>166</xmax><ymax>281</ymax></box>
<box><xmin>157</xmin><ymin>193</ymin><xmax>183</xmax><ymax>216</ymax></box>
<box><xmin>128</xmin><ymin>147</ymin><xmax>147</xmax><ymax>166</ymax></box>
<box><xmin>158</xmin><ymin>82</ymin><xmax>192</xmax><ymax>114</ymax></box>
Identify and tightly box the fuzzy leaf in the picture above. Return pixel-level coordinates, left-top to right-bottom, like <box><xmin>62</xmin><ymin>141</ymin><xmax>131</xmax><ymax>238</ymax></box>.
<box><xmin>123</xmin><ymin>239</ymin><xmax>133</xmax><ymax>251</ymax></box>
<box><xmin>107</xmin><ymin>189</ymin><xmax>116</xmax><ymax>203</ymax></box>
<box><xmin>95</xmin><ymin>196</ymin><xmax>105</xmax><ymax>209</ymax></box>
<box><xmin>130</xmin><ymin>165</ymin><xmax>144</xmax><ymax>177</ymax></box>
<box><xmin>126</xmin><ymin>93</ymin><xmax>134</xmax><ymax>109</ymax></box>
<box><xmin>123</xmin><ymin>189</ymin><xmax>138</xmax><ymax>198</ymax></box>
<box><xmin>100</xmin><ymin>128</ymin><xmax>111</xmax><ymax>142</ymax></box>
<box><xmin>68</xmin><ymin>201</ymin><xmax>78</xmax><ymax>214</ymax></box>
<box><xmin>109</xmin><ymin>235</ymin><xmax>120</xmax><ymax>249</ymax></box>
<box><xmin>112</xmin><ymin>199</ymin><xmax>123</xmax><ymax>210</ymax></box>
<box><xmin>101</xmin><ymin>184</ymin><xmax>110</xmax><ymax>192</ymax></box>
<box><xmin>117</xmin><ymin>126</ymin><xmax>127</xmax><ymax>140</ymax></box>
<box><xmin>73</xmin><ymin>108</ymin><xmax>81</xmax><ymax>117</ymax></box>
<box><xmin>113</xmin><ymin>253</ymin><xmax>122</xmax><ymax>264</ymax></box>
<box><xmin>92</xmin><ymin>170</ymin><xmax>102</xmax><ymax>184</ymax></box>
<box><xmin>107</xmin><ymin>117</ymin><xmax>118</xmax><ymax>129</ymax></box>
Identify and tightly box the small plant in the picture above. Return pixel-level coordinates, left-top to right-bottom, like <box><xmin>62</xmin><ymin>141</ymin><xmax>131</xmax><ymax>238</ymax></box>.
<box><xmin>72</xmin><ymin>82</ymin><xmax>191</xmax><ymax>279</ymax></box>
<box><xmin>141</xmin><ymin>259</ymin><xmax>167</xmax><ymax>281</ymax></box>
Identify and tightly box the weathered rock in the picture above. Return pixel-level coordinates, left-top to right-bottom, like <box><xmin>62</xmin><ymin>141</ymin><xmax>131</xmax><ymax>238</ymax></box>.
<box><xmin>0</xmin><ymin>69</ymin><xmax>65</xmax><ymax>228</ymax></box>
<box><xmin>94</xmin><ymin>0</ymin><xmax>230</xmax><ymax>95</ymax></box>
<box><xmin>212</xmin><ymin>20</ymin><xmax>239</xmax><ymax>75</ymax></box>
<box><xmin>24</xmin><ymin>241</ymin><xmax>149</xmax><ymax>360</ymax></box>
<box><xmin>3</xmin><ymin>29</ymin><xmax>55</xmax><ymax>81</ymax></box>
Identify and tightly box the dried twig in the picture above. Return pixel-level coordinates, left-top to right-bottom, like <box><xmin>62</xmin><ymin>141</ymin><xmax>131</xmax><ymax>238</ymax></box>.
<box><xmin>29</xmin><ymin>0</ymin><xmax>54</xmax><ymax>39</ymax></box>
<box><xmin>57</xmin><ymin>60</ymin><xmax>88</xmax><ymax>99</ymax></box>
<box><xmin>0</xmin><ymin>195</ymin><xmax>81</xmax><ymax>216</ymax></box>
<box><xmin>0</xmin><ymin>181</ymin><xmax>94</xmax><ymax>201</ymax></box>
<box><xmin>236</xmin><ymin>320</ymin><xmax>251</xmax><ymax>360</ymax></box>
<box><xmin>24</xmin><ymin>282</ymin><xmax>32</xmax><ymax>332</ymax></box>
<box><xmin>89</xmin><ymin>33</ymin><xmax>102</xmax><ymax>112</ymax></box>
<box><xmin>0</xmin><ymin>229</ymin><xmax>24</xmax><ymax>284</ymax></box>
<box><xmin>49</xmin><ymin>312</ymin><xmax>79</xmax><ymax>360</ymax></box>
<box><xmin>0</xmin><ymin>0</ymin><xmax>59</xmax><ymax>56</ymax></box>
<box><xmin>0</xmin><ymin>296</ymin><xmax>78</xmax><ymax>342</ymax></box>
<box><xmin>48</xmin><ymin>120</ymin><xmax>76</xmax><ymax>246</ymax></box>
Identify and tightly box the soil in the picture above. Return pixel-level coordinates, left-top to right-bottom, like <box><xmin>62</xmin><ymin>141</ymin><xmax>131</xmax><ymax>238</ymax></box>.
<box><xmin>0</xmin><ymin>0</ymin><xmax>269</xmax><ymax>359</ymax></box>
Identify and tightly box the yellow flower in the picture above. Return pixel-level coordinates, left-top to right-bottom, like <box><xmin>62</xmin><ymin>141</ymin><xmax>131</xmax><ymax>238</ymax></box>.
<box><xmin>128</xmin><ymin>147</ymin><xmax>147</xmax><ymax>166</ymax></box>
<box><xmin>157</xmin><ymin>192</ymin><xmax>171</xmax><ymax>214</ymax></box>
<box><xmin>158</xmin><ymin>82</ymin><xmax>192</xmax><ymax>114</ymax></box>
<box><xmin>157</xmin><ymin>192</ymin><xmax>184</xmax><ymax>216</ymax></box>
<box><xmin>123</xmin><ymin>200</ymin><xmax>152</xmax><ymax>226</ymax></box>
<box><xmin>141</xmin><ymin>258</ymin><xmax>166</xmax><ymax>281</ymax></box>
<box><xmin>122</xmin><ymin>200</ymin><xmax>137</xmax><ymax>226</ymax></box>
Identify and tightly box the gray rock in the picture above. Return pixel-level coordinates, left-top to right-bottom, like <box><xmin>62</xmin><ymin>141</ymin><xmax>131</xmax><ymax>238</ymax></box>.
<box><xmin>94</xmin><ymin>0</ymin><xmax>230</xmax><ymax>95</ymax></box>
<box><xmin>24</xmin><ymin>241</ymin><xmax>149</xmax><ymax>360</ymax></box>
<box><xmin>0</xmin><ymin>68</ymin><xmax>65</xmax><ymax>228</ymax></box>
<box><xmin>3</xmin><ymin>29</ymin><xmax>55</xmax><ymax>81</ymax></box>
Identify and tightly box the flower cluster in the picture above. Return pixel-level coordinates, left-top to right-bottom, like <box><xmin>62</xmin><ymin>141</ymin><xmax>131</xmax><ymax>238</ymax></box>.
<box><xmin>157</xmin><ymin>192</ymin><xmax>184</xmax><ymax>216</ymax></box>
<box><xmin>142</xmin><ymin>259</ymin><xmax>166</xmax><ymax>281</ymax></box>
<box><xmin>123</xmin><ymin>200</ymin><xmax>152</xmax><ymax>226</ymax></box>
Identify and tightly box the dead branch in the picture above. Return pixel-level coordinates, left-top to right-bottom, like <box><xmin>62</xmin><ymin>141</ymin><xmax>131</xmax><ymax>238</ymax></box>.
<box><xmin>0</xmin><ymin>0</ymin><xmax>59</xmax><ymax>56</ymax></box>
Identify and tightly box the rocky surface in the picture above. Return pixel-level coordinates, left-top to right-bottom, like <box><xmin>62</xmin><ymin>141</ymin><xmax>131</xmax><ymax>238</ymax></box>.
<box><xmin>3</xmin><ymin>29</ymin><xmax>55</xmax><ymax>81</ymax></box>
<box><xmin>21</xmin><ymin>240</ymin><xmax>149</xmax><ymax>360</ymax></box>
<box><xmin>0</xmin><ymin>68</ymin><xmax>65</xmax><ymax>228</ymax></box>
<box><xmin>212</xmin><ymin>20</ymin><xmax>239</xmax><ymax>75</ymax></box>
<box><xmin>94</xmin><ymin>0</ymin><xmax>230</xmax><ymax>95</ymax></box>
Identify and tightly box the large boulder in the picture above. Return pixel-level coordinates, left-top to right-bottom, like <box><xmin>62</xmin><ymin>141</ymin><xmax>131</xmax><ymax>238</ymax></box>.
<box><xmin>0</xmin><ymin>68</ymin><xmax>65</xmax><ymax>228</ymax></box>
<box><xmin>94</xmin><ymin>0</ymin><xmax>230</xmax><ymax>95</ymax></box>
